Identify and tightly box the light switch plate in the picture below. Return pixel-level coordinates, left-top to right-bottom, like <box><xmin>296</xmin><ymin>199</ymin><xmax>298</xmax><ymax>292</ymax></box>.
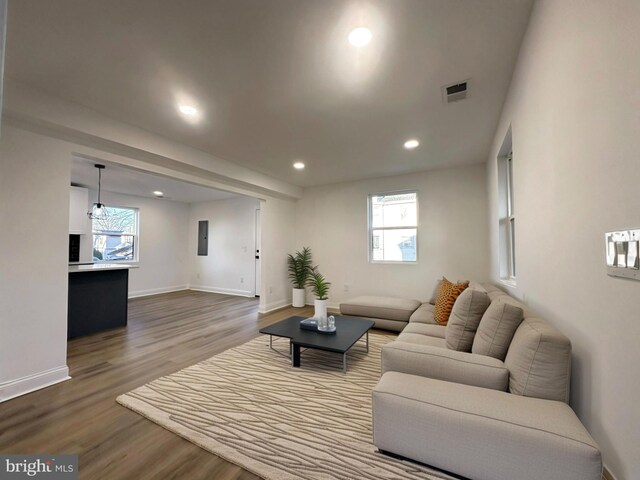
<box><xmin>606</xmin><ymin>229</ymin><xmax>640</xmax><ymax>280</ymax></box>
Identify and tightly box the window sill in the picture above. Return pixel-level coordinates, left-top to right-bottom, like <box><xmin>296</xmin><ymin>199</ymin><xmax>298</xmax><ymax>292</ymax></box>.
<box><xmin>94</xmin><ymin>260</ymin><xmax>139</xmax><ymax>265</ymax></box>
<box><xmin>370</xmin><ymin>261</ymin><xmax>418</xmax><ymax>265</ymax></box>
<box><xmin>499</xmin><ymin>278</ymin><xmax>517</xmax><ymax>288</ymax></box>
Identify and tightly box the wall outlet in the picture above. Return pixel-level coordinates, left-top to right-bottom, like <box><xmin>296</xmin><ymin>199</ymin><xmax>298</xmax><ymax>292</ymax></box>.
<box><xmin>343</xmin><ymin>284</ymin><xmax>350</xmax><ymax>292</ymax></box>
<box><xmin>196</xmin><ymin>273</ymin><xmax>200</xmax><ymax>279</ymax></box>
<box><xmin>269</xmin><ymin>286</ymin><xmax>273</xmax><ymax>294</ymax></box>
<box><xmin>240</xmin><ymin>277</ymin><xmax>244</xmax><ymax>284</ymax></box>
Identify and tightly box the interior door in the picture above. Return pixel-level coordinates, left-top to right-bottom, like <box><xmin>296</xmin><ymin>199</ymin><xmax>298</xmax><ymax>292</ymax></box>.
<box><xmin>254</xmin><ymin>208</ymin><xmax>261</xmax><ymax>297</ymax></box>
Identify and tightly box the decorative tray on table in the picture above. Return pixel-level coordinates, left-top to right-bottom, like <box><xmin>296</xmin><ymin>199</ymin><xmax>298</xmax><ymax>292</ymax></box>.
<box><xmin>299</xmin><ymin>318</ymin><xmax>337</xmax><ymax>334</ymax></box>
<box><xmin>299</xmin><ymin>318</ymin><xmax>318</xmax><ymax>331</ymax></box>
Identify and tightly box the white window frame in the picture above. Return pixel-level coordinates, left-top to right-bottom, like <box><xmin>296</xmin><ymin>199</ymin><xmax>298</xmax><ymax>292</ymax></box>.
<box><xmin>367</xmin><ymin>190</ymin><xmax>418</xmax><ymax>264</ymax></box>
<box><xmin>499</xmin><ymin>152</ymin><xmax>516</xmax><ymax>282</ymax></box>
<box><xmin>91</xmin><ymin>205</ymin><xmax>139</xmax><ymax>263</ymax></box>
<box><xmin>506</xmin><ymin>154</ymin><xmax>516</xmax><ymax>278</ymax></box>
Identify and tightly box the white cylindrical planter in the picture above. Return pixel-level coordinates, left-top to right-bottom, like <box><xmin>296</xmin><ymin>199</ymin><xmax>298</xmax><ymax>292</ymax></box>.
<box><xmin>292</xmin><ymin>288</ymin><xmax>306</xmax><ymax>308</ymax></box>
<box><xmin>314</xmin><ymin>299</ymin><xmax>328</xmax><ymax>322</ymax></box>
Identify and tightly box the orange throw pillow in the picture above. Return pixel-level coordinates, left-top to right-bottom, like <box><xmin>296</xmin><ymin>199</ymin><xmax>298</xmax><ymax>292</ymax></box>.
<box><xmin>433</xmin><ymin>277</ymin><xmax>469</xmax><ymax>325</ymax></box>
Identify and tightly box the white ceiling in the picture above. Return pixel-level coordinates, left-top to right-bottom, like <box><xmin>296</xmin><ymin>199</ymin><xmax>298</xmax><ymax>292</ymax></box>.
<box><xmin>71</xmin><ymin>158</ymin><xmax>239</xmax><ymax>203</ymax></box>
<box><xmin>6</xmin><ymin>0</ymin><xmax>533</xmax><ymax>187</ymax></box>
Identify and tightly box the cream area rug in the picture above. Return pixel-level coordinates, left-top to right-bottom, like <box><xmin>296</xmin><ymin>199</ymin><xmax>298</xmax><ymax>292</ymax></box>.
<box><xmin>117</xmin><ymin>333</ymin><xmax>453</xmax><ymax>480</ymax></box>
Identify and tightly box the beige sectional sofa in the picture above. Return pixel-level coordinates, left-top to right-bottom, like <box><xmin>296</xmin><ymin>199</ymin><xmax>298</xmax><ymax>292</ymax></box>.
<box><xmin>339</xmin><ymin>296</ymin><xmax>424</xmax><ymax>331</ymax></box>
<box><xmin>343</xmin><ymin>283</ymin><xmax>603</xmax><ymax>480</ymax></box>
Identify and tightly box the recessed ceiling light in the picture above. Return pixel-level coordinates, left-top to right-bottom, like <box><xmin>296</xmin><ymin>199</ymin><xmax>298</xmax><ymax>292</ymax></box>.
<box><xmin>348</xmin><ymin>27</ymin><xmax>372</xmax><ymax>47</ymax></box>
<box><xmin>404</xmin><ymin>139</ymin><xmax>420</xmax><ymax>150</ymax></box>
<box><xmin>153</xmin><ymin>191</ymin><xmax>164</xmax><ymax>197</ymax></box>
<box><xmin>178</xmin><ymin>104</ymin><xmax>198</xmax><ymax>116</ymax></box>
<box><xmin>293</xmin><ymin>162</ymin><xmax>305</xmax><ymax>170</ymax></box>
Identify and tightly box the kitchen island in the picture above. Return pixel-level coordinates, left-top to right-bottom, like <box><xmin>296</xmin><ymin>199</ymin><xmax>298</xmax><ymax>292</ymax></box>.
<box><xmin>68</xmin><ymin>263</ymin><xmax>137</xmax><ymax>339</ymax></box>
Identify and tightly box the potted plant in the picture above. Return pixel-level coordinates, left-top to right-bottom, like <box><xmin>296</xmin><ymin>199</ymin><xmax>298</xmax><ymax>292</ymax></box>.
<box><xmin>287</xmin><ymin>247</ymin><xmax>313</xmax><ymax>307</ymax></box>
<box><xmin>308</xmin><ymin>267</ymin><xmax>331</xmax><ymax>322</ymax></box>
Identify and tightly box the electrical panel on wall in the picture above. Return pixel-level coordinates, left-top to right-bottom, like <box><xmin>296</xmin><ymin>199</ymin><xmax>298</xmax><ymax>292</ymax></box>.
<box><xmin>606</xmin><ymin>229</ymin><xmax>640</xmax><ymax>280</ymax></box>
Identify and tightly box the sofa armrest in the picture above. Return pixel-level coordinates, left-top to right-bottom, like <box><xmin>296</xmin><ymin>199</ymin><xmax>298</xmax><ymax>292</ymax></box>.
<box><xmin>381</xmin><ymin>341</ymin><xmax>509</xmax><ymax>391</ymax></box>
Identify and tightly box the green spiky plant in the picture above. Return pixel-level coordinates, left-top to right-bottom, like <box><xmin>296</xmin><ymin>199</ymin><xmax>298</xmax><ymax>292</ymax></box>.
<box><xmin>287</xmin><ymin>247</ymin><xmax>313</xmax><ymax>289</ymax></box>
<box><xmin>308</xmin><ymin>268</ymin><xmax>331</xmax><ymax>301</ymax></box>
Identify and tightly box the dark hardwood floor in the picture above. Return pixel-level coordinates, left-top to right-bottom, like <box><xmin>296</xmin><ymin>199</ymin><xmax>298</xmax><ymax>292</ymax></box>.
<box><xmin>0</xmin><ymin>290</ymin><xmax>316</xmax><ymax>479</ymax></box>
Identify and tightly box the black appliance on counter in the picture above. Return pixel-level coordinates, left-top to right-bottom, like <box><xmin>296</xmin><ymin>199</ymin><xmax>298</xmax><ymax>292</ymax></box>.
<box><xmin>69</xmin><ymin>235</ymin><xmax>80</xmax><ymax>262</ymax></box>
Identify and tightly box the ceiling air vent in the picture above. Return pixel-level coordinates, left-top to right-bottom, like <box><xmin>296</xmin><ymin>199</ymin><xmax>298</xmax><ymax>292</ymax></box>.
<box><xmin>442</xmin><ymin>81</ymin><xmax>468</xmax><ymax>103</ymax></box>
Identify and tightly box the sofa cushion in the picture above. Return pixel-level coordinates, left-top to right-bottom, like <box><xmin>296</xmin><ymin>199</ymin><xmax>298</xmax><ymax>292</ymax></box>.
<box><xmin>433</xmin><ymin>277</ymin><xmax>469</xmax><ymax>325</ymax></box>
<box><xmin>339</xmin><ymin>296</ymin><xmax>421</xmax><ymax>322</ymax></box>
<box><xmin>472</xmin><ymin>301</ymin><xmax>524</xmax><ymax>360</ymax></box>
<box><xmin>362</xmin><ymin>318</ymin><xmax>408</xmax><ymax>332</ymax></box>
<box><xmin>409</xmin><ymin>303</ymin><xmax>436</xmax><ymax>324</ymax></box>
<box><xmin>373</xmin><ymin>373</ymin><xmax>602</xmax><ymax>480</ymax></box>
<box><xmin>483</xmin><ymin>283</ymin><xmax>531</xmax><ymax>317</ymax></box>
<box><xmin>381</xmin><ymin>342</ymin><xmax>509</xmax><ymax>391</ymax></box>
<box><xmin>445</xmin><ymin>289</ymin><xmax>491</xmax><ymax>352</ymax></box>
<box><xmin>429</xmin><ymin>280</ymin><xmax>484</xmax><ymax>305</ymax></box>
<box><xmin>397</xmin><ymin>332</ymin><xmax>446</xmax><ymax>348</ymax></box>
<box><xmin>403</xmin><ymin>322</ymin><xmax>446</xmax><ymax>339</ymax></box>
<box><xmin>505</xmin><ymin>317</ymin><xmax>572</xmax><ymax>403</ymax></box>
<box><xmin>469</xmin><ymin>281</ymin><xmax>488</xmax><ymax>293</ymax></box>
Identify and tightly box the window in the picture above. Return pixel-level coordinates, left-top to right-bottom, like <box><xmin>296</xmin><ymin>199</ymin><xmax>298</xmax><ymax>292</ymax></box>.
<box><xmin>499</xmin><ymin>152</ymin><xmax>516</xmax><ymax>280</ymax></box>
<box><xmin>368</xmin><ymin>191</ymin><xmax>417</xmax><ymax>263</ymax></box>
<box><xmin>92</xmin><ymin>206</ymin><xmax>138</xmax><ymax>262</ymax></box>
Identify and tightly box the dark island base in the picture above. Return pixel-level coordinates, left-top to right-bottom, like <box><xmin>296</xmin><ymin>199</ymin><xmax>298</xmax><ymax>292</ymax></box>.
<box><xmin>68</xmin><ymin>269</ymin><xmax>129</xmax><ymax>339</ymax></box>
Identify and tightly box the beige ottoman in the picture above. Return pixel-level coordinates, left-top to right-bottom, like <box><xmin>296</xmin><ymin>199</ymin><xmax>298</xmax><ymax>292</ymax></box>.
<box><xmin>372</xmin><ymin>372</ymin><xmax>602</xmax><ymax>480</ymax></box>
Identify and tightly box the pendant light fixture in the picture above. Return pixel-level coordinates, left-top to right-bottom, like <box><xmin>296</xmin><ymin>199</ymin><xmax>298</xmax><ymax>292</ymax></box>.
<box><xmin>87</xmin><ymin>164</ymin><xmax>107</xmax><ymax>220</ymax></box>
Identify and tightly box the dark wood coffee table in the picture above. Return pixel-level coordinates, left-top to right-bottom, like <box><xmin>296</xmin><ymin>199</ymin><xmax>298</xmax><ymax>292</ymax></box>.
<box><xmin>259</xmin><ymin>315</ymin><xmax>375</xmax><ymax>373</ymax></box>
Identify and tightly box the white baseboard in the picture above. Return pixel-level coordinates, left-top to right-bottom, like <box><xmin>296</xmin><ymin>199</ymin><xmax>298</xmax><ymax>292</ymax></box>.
<box><xmin>259</xmin><ymin>298</ymin><xmax>291</xmax><ymax>314</ymax></box>
<box><xmin>305</xmin><ymin>302</ymin><xmax>340</xmax><ymax>310</ymax></box>
<box><xmin>0</xmin><ymin>365</ymin><xmax>70</xmax><ymax>403</ymax></box>
<box><xmin>128</xmin><ymin>285</ymin><xmax>189</xmax><ymax>298</ymax></box>
<box><xmin>189</xmin><ymin>285</ymin><xmax>254</xmax><ymax>298</ymax></box>
<box><xmin>258</xmin><ymin>300</ymin><xmax>341</xmax><ymax>314</ymax></box>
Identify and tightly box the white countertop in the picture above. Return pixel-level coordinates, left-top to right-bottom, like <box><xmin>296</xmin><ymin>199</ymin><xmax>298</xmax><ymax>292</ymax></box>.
<box><xmin>68</xmin><ymin>263</ymin><xmax>138</xmax><ymax>273</ymax></box>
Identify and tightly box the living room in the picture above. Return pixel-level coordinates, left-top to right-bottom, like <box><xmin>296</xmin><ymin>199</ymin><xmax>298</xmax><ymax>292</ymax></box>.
<box><xmin>0</xmin><ymin>1</ymin><xmax>638</xmax><ymax>480</ymax></box>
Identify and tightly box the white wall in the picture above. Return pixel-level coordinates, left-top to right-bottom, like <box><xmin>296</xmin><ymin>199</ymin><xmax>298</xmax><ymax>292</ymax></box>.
<box><xmin>486</xmin><ymin>1</ymin><xmax>640</xmax><ymax>478</ymax></box>
<box><xmin>0</xmin><ymin>0</ymin><xmax>6</xmax><ymax>133</ymax></box>
<box><xmin>92</xmin><ymin>190</ymin><xmax>190</xmax><ymax>297</ymax></box>
<box><xmin>189</xmin><ymin>196</ymin><xmax>259</xmax><ymax>297</ymax></box>
<box><xmin>260</xmin><ymin>196</ymin><xmax>297</xmax><ymax>312</ymax></box>
<box><xmin>0</xmin><ymin>125</ymin><xmax>70</xmax><ymax>400</ymax></box>
<box><xmin>296</xmin><ymin>164</ymin><xmax>490</xmax><ymax>307</ymax></box>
